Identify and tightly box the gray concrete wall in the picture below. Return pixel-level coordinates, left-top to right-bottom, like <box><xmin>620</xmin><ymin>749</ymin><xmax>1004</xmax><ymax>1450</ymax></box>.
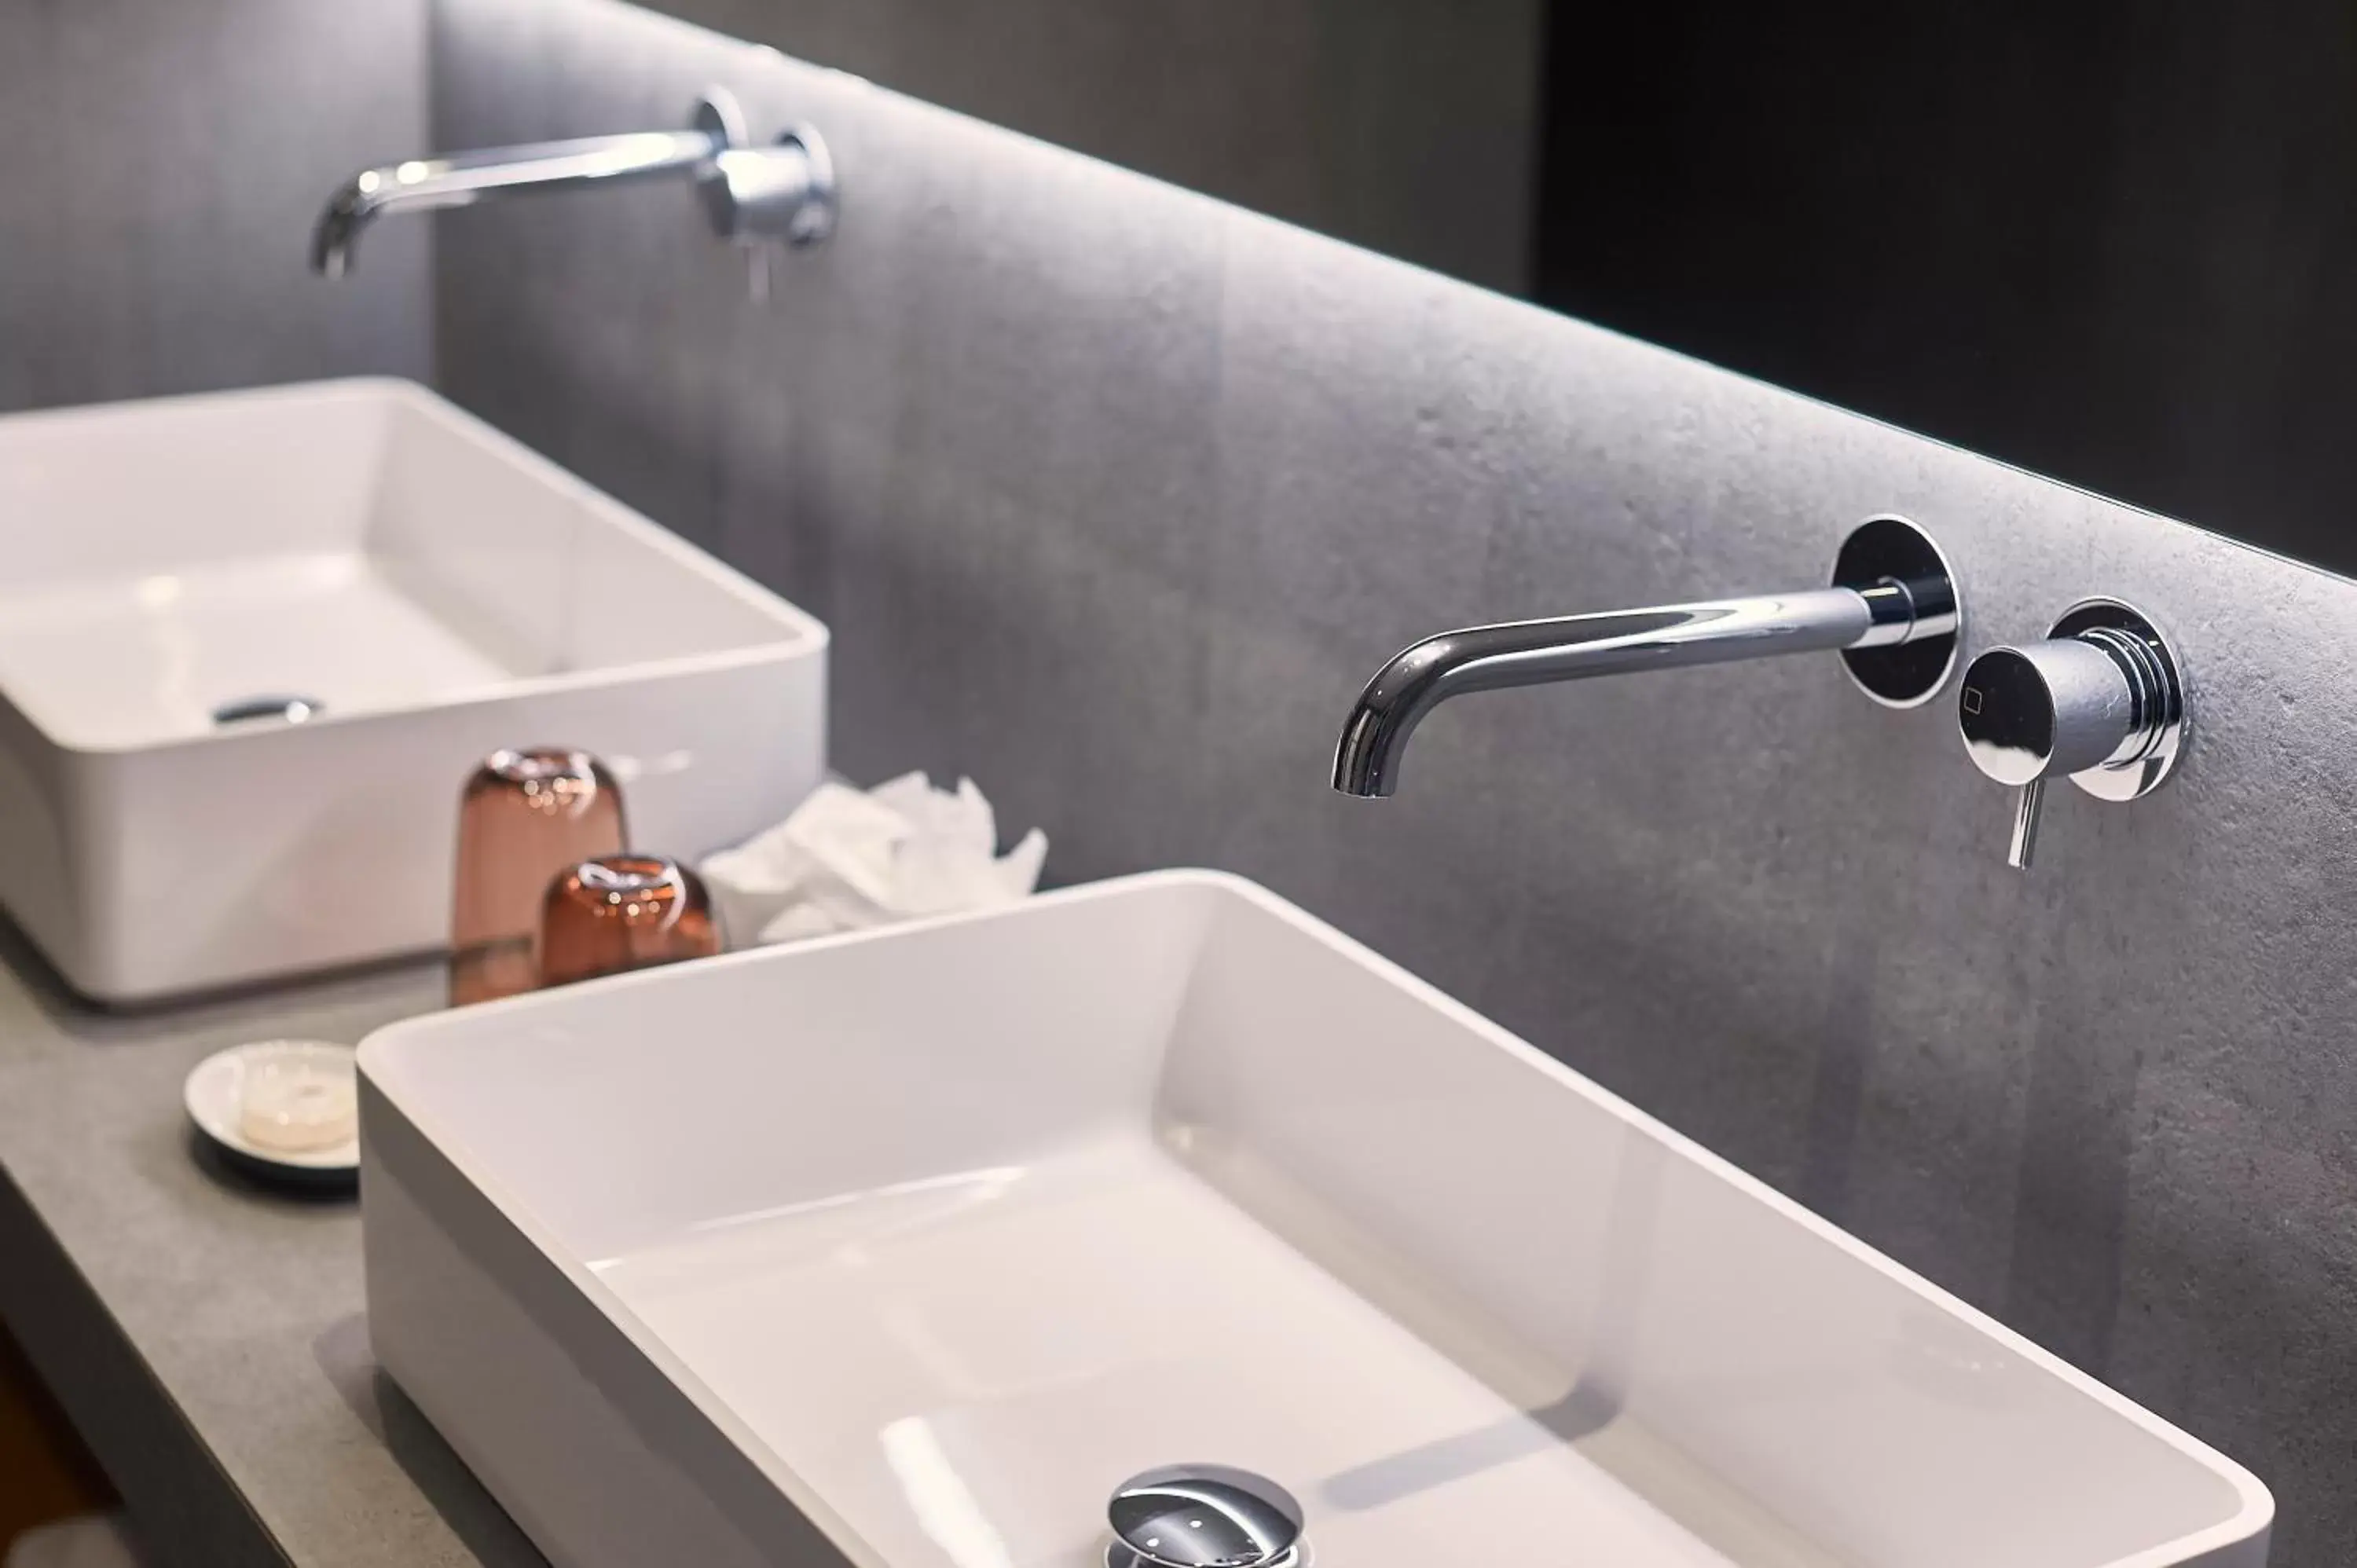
<box><xmin>432</xmin><ymin>0</ymin><xmax>2357</xmax><ymax>1558</ymax></box>
<box><xmin>0</xmin><ymin>0</ymin><xmax>431</xmax><ymax>413</ymax></box>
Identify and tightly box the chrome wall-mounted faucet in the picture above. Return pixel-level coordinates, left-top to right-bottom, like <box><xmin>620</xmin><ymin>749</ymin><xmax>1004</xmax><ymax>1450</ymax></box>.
<box><xmin>1956</xmin><ymin>599</ymin><xmax>2187</xmax><ymax>869</ymax></box>
<box><xmin>1332</xmin><ymin>515</ymin><xmax>1960</xmax><ymax>797</ymax></box>
<box><xmin>311</xmin><ymin>88</ymin><xmax>834</xmax><ymax>295</ymax></box>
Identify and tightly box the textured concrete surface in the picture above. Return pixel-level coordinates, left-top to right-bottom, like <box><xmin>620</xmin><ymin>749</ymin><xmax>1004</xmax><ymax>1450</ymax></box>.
<box><xmin>0</xmin><ymin>0</ymin><xmax>432</xmax><ymax>413</ymax></box>
<box><xmin>0</xmin><ymin>933</ymin><xmax>541</xmax><ymax>1568</ymax></box>
<box><xmin>606</xmin><ymin>0</ymin><xmax>1540</xmax><ymax>296</ymax></box>
<box><xmin>430</xmin><ymin>1</ymin><xmax>2357</xmax><ymax>1559</ymax></box>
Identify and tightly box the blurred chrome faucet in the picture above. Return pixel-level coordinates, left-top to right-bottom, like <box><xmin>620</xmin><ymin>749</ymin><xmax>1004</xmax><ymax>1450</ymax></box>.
<box><xmin>312</xmin><ymin>89</ymin><xmax>834</xmax><ymax>285</ymax></box>
<box><xmin>1332</xmin><ymin>516</ymin><xmax>1962</xmax><ymax>797</ymax></box>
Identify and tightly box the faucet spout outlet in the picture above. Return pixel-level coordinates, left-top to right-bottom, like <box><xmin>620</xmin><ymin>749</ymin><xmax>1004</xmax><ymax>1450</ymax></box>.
<box><xmin>1331</xmin><ymin>515</ymin><xmax>1959</xmax><ymax>797</ymax></box>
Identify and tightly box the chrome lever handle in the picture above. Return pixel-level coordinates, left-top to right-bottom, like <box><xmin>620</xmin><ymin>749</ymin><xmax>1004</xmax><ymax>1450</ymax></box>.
<box><xmin>1957</xmin><ymin>599</ymin><xmax>2186</xmax><ymax>870</ymax></box>
<box><xmin>2006</xmin><ymin>777</ymin><xmax>2044</xmax><ymax>870</ymax></box>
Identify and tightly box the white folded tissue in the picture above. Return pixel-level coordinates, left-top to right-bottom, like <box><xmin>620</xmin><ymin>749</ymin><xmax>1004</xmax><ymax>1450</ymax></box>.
<box><xmin>702</xmin><ymin>772</ymin><xmax>1048</xmax><ymax>946</ymax></box>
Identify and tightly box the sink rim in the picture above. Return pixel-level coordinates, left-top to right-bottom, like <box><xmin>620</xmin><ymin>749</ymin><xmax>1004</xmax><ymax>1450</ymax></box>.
<box><xmin>357</xmin><ymin>867</ymin><xmax>2275</xmax><ymax>1568</ymax></box>
<box><xmin>0</xmin><ymin>377</ymin><xmax>830</xmax><ymax>760</ymax></box>
<box><xmin>0</xmin><ymin>376</ymin><xmax>830</xmax><ymax>1003</ymax></box>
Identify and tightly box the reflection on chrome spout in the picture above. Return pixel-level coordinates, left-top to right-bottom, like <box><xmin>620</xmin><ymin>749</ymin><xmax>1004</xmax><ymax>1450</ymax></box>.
<box><xmin>310</xmin><ymin>87</ymin><xmax>835</xmax><ymax>283</ymax></box>
<box><xmin>1331</xmin><ymin>515</ymin><xmax>1960</xmax><ymax>796</ymax></box>
<box><xmin>313</xmin><ymin>129</ymin><xmax>723</xmax><ymax>277</ymax></box>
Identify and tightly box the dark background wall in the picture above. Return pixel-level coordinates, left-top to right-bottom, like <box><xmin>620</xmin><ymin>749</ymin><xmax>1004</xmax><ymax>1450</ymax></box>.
<box><xmin>1537</xmin><ymin>0</ymin><xmax>2357</xmax><ymax>578</ymax></box>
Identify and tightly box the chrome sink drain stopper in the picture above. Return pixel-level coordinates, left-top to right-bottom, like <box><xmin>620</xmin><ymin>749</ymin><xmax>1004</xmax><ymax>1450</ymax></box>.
<box><xmin>1105</xmin><ymin>1464</ymin><xmax>1307</xmax><ymax>1568</ymax></box>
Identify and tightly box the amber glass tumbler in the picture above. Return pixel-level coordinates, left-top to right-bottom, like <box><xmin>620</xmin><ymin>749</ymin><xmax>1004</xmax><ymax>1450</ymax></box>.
<box><xmin>536</xmin><ymin>855</ymin><xmax>720</xmax><ymax>988</ymax></box>
<box><xmin>449</xmin><ymin>749</ymin><xmax>628</xmax><ymax>1006</ymax></box>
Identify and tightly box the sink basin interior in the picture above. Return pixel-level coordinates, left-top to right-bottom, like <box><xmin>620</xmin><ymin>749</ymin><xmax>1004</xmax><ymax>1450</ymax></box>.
<box><xmin>588</xmin><ymin>1134</ymin><xmax>1794</xmax><ymax>1566</ymax></box>
<box><xmin>0</xmin><ymin>380</ymin><xmax>810</xmax><ymax>750</ymax></box>
<box><xmin>361</xmin><ymin>871</ymin><xmax>2267</xmax><ymax>1568</ymax></box>
<box><xmin>0</xmin><ymin>551</ymin><xmax>515</xmax><ymax>749</ymax></box>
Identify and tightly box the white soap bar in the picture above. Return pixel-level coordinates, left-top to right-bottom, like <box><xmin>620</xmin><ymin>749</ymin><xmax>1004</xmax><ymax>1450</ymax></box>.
<box><xmin>239</xmin><ymin>1054</ymin><xmax>357</xmax><ymax>1153</ymax></box>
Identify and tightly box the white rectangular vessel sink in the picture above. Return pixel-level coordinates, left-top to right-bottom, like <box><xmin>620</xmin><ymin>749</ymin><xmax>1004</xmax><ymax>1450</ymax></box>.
<box><xmin>0</xmin><ymin>379</ymin><xmax>826</xmax><ymax>1002</ymax></box>
<box><xmin>359</xmin><ymin>870</ymin><xmax>2269</xmax><ymax>1568</ymax></box>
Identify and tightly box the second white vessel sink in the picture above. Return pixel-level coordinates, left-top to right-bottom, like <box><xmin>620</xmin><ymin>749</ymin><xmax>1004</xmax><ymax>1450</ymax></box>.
<box><xmin>358</xmin><ymin>870</ymin><xmax>2270</xmax><ymax>1568</ymax></box>
<box><xmin>0</xmin><ymin>379</ymin><xmax>827</xmax><ymax>1002</ymax></box>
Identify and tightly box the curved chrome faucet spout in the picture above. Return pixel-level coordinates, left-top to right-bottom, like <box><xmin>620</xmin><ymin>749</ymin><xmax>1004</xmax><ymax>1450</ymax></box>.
<box><xmin>1336</xmin><ymin>588</ymin><xmax>1909</xmax><ymax>797</ymax></box>
<box><xmin>310</xmin><ymin>90</ymin><xmax>838</xmax><ymax>284</ymax></box>
<box><xmin>1330</xmin><ymin>520</ymin><xmax>1963</xmax><ymax>801</ymax></box>
<box><xmin>313</xmin><ymin>130</ymin><xmax>724</xmax><ymax>277</ymax></box>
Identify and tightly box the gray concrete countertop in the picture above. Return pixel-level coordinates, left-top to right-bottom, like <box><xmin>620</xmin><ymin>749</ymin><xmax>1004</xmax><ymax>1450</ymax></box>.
<box><xmin>0</xmin><ymin>926</ymin><xmax>538</xmax><ymax>1568</ymax></box>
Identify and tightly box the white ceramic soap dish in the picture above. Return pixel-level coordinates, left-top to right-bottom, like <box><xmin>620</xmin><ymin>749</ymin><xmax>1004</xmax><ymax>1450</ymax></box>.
<box><xmin>184</xmin><ymin>1039</ymin><xmax>360</xmax><ymax>1192</ymax></box>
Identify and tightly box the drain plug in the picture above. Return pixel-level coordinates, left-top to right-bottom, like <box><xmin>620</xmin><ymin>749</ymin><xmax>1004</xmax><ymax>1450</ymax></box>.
<box><xmin>1105</xmin><ymin>1465</ymin><xmax>1305</xmax><ymax>1568</ymax></box>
